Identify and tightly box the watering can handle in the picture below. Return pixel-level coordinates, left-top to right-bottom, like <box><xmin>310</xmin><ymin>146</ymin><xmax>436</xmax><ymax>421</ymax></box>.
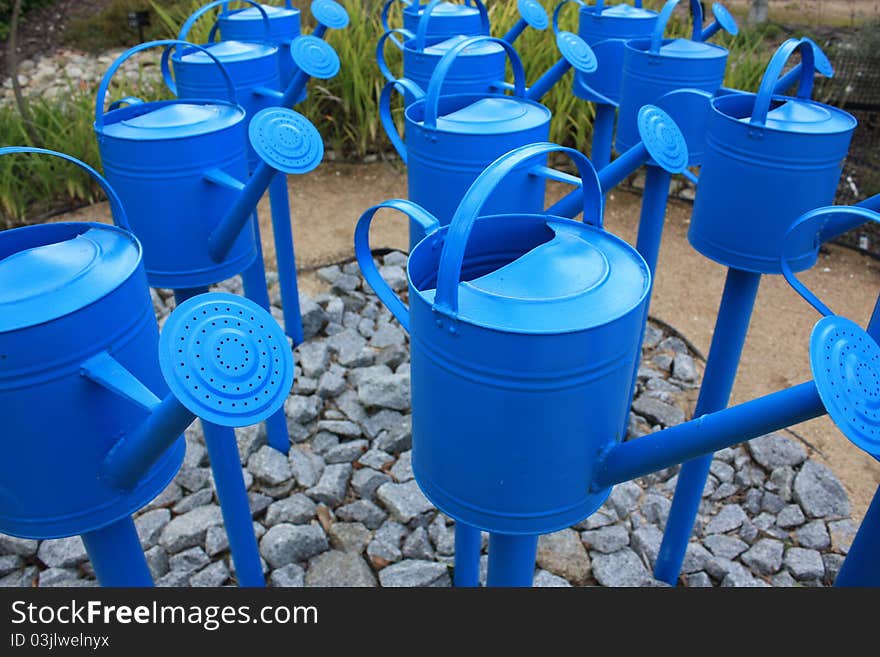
<box><xmin>96</xmin><ymin>40</ymin><xmax>238</xmax><ymax>129</ymax></box>
<box><xmin>158</xmin><ymin>40</ymin><xmax>240</xmax><ymax>103</ymax></box>
<box><xmin>379</xmin><ymin>78</ymin><xmax>426</xmax><ymax>163</ymax></box>
<box><xmin>750</xmin><ymin>37</ymin><xmax>831</xmax><ymax>127</ymax></box>
<box><xmin>381</xmin><ymin>0</ymin><xmax>407</xmax><ymax>33</ymax></box>
<box><xmin>414</xmin><ymin>0</ymin><xmax>490</xmax><ymax>51</ymax></box>
<box><xmin>650</xmin><ymin>0</ymin><xmax>704</xmax><ymax>53</ymax></box>
<box><xmin>780</xmin><ymin>205</ymin><xmax>880</xmax><ymax>318</ymax></box>
<box><xmin>433</xmin><ymin>142</ymin><xmax>602</xmax><ymax>318</ymax></box>
<box><xmin>0</xmin><ymin>147</ymin><xmax>130</xmax><ymax>230</ymax></box>
<box><xmin>377</xmin><ymin>29</ymin><xmax>416</xmax><ymax>80</ymax></box>
<box><xmin>178</xmin><ymin>0</ymin><xmax>272</xmax><ymax>44</ymax></box>
<box><xmin>553</xmin><ymin>1</ymin><xmax>585</xmax><ymax>33</ymax></box>
<box><xmin>354</xmin><ymin>199</ymin><xmax>441</xmax><ymax>332</ymax></box>
<box><xmin>423</xmin><ymin>36</ymin><xmax>526</xmax><ymax>131</ymax></box>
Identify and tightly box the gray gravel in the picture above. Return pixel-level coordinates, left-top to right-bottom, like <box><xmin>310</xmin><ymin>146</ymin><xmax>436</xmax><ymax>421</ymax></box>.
<box><xmin>0</xmin><ymin>260</ymin><xmax>859</xmax><ymax>587</ymax></box>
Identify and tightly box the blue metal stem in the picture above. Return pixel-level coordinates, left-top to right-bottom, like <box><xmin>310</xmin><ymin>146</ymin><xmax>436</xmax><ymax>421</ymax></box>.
<box><xmin>314</xmin><ymin>24</ymin><xmax>328</xmax><ymax>40</ymax></box>
<box><xmin>654</xmin><ymin>267</ymin><xmax>761</xmax><ymax>584</ymax></box>
<box><xmin>525</xmin><ymin>58</ymin><xmax>571</xmax><ymax>103</ymax></box>
<box><xmin>502</xmin><ymin>19</ymin><xmax>527</xmax><ymax>44</ymax></box>
<box><xmin>268</xmin><ymin>174</ymin><xmax>305</xmax><ymax>344</ymax></box>
<box><xmin>281</xmin><ymin>70</ymin><xmax>310</xmax><ymax>108</ymax></box>
<box><xmin>81</xmin><ymin>516</ymin><xmax>153</xmax><ymax>586</ymax></box>
<box><xmin>238</xmin><ymin>251</ymin><xmax>292</xmax><ymax>455</ymax></box>
<box><xmin>486</xmin><ymin>533</ymin><xmax>539</xmax><ymax>587</ymax></box>
<box><xmin>595</xmin><ymin>381</ymin><xmax>826</xmax><ymax>489</ymax></box>
<box><xmin>202</xmin><ymin>421</ymin><xmax>265</xmax><ymax>587</ymax></box>
<box><xmin>635</xmin><ymin>166</ymin><xmax>672</xmax><ymax>274</ymax></box>
<box><xmin>835</xmin><ymin>483</ymin><xmax>880</xmax><ymax>586</ymax></box>
<box><xmin>453</xmin><ymin>523</ymin><xmax>482</xmax><ymax>586</ymax></box>
<box><xmin>172</xmin><ymin>288</ymin><xmax>265</xmax><ymax>587</ymax></box>
<box><xmin>592</xmin><ymin>103</ymin><xmax>616</xmax><ymax>171</ymax></box>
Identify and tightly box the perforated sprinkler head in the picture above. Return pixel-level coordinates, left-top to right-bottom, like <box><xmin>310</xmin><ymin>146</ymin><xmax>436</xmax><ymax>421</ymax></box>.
<box><xmin>556</xmin><ymin>31</ymin><xmax>597</xmax><ymax>74</ymax></box>
<box><xmin>158</xmin><ymin>292</ymin><xmax>294</xmax><ymax>427</ymax></box>
<box><xmin>290</xmin><ymin>34</ymin><xmax>341</xmax><ymax>80</ymax></box>
<box><xmin>637</xmin><ymin>105</ymin><xmax>689</xmax><ymax>174</ymax></box>
<box><xmin>811</xmin><ymin>316</ymin><xmax>880</xmax><ymax>458</ymax></box>
<box><xmin>249</xmin><ymin>107</ymin><xmax>324</xmax><ymax>175</ymax></box>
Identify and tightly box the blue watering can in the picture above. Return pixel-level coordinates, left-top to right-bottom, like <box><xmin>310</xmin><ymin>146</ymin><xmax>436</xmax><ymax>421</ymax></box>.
<box><xmin>553</xmin><ymin>0</ymin><xmax>661</xmax><ymax>107</ymax></box>
<box><xmin>356</xmin><ymin>142</ymin><xmax>648</xmax><ymax>537</ymax></box>
<box><xmin>215</xmin><ymin>0</ymin><xmax>349</xmax><ymax>94</ymax></box>
<box><xmin>95</xmin><ymin>40</ymin><xmax>324</xmax><ymax>289</ymax></box>
<box><xmin>0</xmin><ymin>147</ymin><xmax>292</xmax><ymax>587</ymax></box>
<box><xmin>378</xmin><ymin>0</ymin><xmax>548</xmax><ymax>103</ymax></box>
<box><xmin>172</xmin><ymin>1</ymin><xmax>341</xmax><ymax>168</ymax></box>
<box><xmin>614</xmin><ymin>0</ymin><xmax>738</xmax><ymax>161</ymax></box>
<box><xmin>688</xmin><ymin>38</ymin><xmax>857</xmax><ymax>274</ymax></box>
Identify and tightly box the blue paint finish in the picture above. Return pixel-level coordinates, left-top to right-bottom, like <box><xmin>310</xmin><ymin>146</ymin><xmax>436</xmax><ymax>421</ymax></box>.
<box><xmin>454</xmin><ymin>523</ymin><xmax>482</xmax><ymax>587</ymax></box>
<box><xmin>836</xmin><ymin>484</ymin><xmax>880</xmax><ymax>586</ymax></box>
<box><xmin>81</xmin><ymin>517</ymin><xmax>154</xmax><ymax>587</ymax></box>
<box><xmin>487</xmin><ymin>534</ymin><xmax>539</xmax><ymax>587</ymax></box>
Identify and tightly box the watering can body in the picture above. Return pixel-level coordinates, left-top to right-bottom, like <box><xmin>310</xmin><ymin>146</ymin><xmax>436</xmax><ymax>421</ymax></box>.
<box><xmin>216</xmin><ymin>3</ymin><xmax>304</xmax><ymax>95</ymax></box>
<box><xmin>0</xmin><ymin>221</ymin><xmax>184</xmax><ymax>539</ymax></box>
<box><xmin>572</xmin><ymin>2</ymin><xmax>659</xmax><ymax>105</ymax></box>
<box><xmin>616</xmin><ymin>37</ymin><xmax>728</xmax><ymax>158</ymax></box>
<box><xmin>689</xmin><ymin>39</ymin><xmax>857</xmax><ymax>274</ymax></box>
<box><xmin>357</xmin><ymin>144</ymin><xmax>651</xmax><ymax>535</ymax></box>
<box><xmin>402</xmin><ymin>94</ymin><xmax>551</xmax><ymax>242</ymax></box>
<box><xmin>96</xmin><ymin>98</ymin><xmax>257</xmax><ymax>289</ymax></box>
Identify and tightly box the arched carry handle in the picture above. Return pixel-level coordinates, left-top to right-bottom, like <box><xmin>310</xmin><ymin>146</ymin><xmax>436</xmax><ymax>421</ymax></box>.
<box><xmin>434</xmin><ymin>142</ymin><xmax>602</xmax><ymax>318</ymax></box>
<box><xmin>594</xmin><ymin>0</ymin><xmax>645</xmax><ymax>12</ymax></box>
<box><xmin>781</xmin><ymin>206</ymin><xmax>880</xmax><ymax>317</ymax></box>
<box><xmin>553</xmin><ymin>0</ymin><xmax>585</xmax><ymax>34</ymax></box>
<box><xmin>354</xmin><ymin>199</ymin><xmax>441</xmax><ymax>332</ymax></box>
<box><xmin>414</xmin><ymin>0</ymin><xmax>490</xmax><ymax>51</ymax></box>
<box><xmin>107</xmin><ymin>96</ymin><xmax>143</xmax><ymax>111</ymax></box>
<box><xmin>379</xmin><ymin>78</ymin><xmax>426</xmax><ymax>163</ymax></box>
<box><xmin>0</xmin><ymin>147</ymin><xmax>130</xmax><ymax>230</ymax></box>
<box><xmin>96</xmin><ymin>40</ymin><xmax>238</xmax><ymax>131</ymax></box>
<box><xmin>650</xmin><ymin>0</ymin><xmax>704</xmax><ymax>53</ymax></box>
<box><xmin>377</xmin><ymin>28</ymin><xmax>416</xmax><ymax>80</ymax></box>
<box><xmin>179</xmin><ymin>0</ymin><xmax>271</xmax><ymax>44</ymax></box>
<box><xmin>424</xmin><ymin>36</ymin><xmax>526</xmax><ymax>131</ymax></box>
<box><xmin>750</xmin><ymin>37</ymin><xmax>831</xmax><ymax>127</ymax></box>
<box><xmin>158</xmin><ymin>40</ymin><xmax>239</xmax><ymax>103</ymax></box>
<box><xmin>381</xmin><ymin>0</ymin><xmax>408</xmax><ymax>33</ymax></box>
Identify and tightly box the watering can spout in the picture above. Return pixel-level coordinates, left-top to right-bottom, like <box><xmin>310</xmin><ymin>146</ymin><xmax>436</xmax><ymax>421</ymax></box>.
<box><xmin>525</xmin><ymin>32</ymin><xmax>597</xmax><ymax>102</ymax></box>
<box><xmin>547</xmin><ymin>106</ymin><xmax>688</xmax><ymax>218</ymax></box>
<box><xmin>98</xmin><ymin>292</ymin><xmax>294</xmax><ymax>490</ymax></box>
<box><xmin>311</xmin><ymin>0</ymin><xmax>350</xmax><ymax>40</ymax></box>
<box><xmin>503</xmin><ymin>0</ymin><xmax>549</xmax><ymax>44</ymax></box>
<box><xmin>699</xmin><ymin>3</ymin><xmax>738</xmax><ymax>42</ymax></box>
<box><xmin>280</xmin><ymin>35</ymin><xmax>341</xmax><ymax>108</ymax></box>
<box><xmin>208</xmin><ymin>108</ymin><xmax>324</xmax><ymax>262</ymax></box>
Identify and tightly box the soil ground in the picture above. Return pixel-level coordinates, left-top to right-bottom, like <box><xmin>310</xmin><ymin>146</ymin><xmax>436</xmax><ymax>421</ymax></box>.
<box><xmin>63</xmin><ymin>158</ymin><xmax>880</xmax><ymax>522</ymax></box>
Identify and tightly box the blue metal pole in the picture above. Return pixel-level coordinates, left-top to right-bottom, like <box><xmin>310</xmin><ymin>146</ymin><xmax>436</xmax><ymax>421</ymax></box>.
<box><xmin>525</xmin><ymin>58</ymin><xmax>571</xmax><ymax>103</ymax></box>
<box><xmin>238</xmin><ymin>252</ymin><xmax>292</xmax><ymax>456</ymax></box>
<box><xmin>81</xmin><ymin>516</ymin><xmax>153</xmax><ymax>587</ymax></box>
<box><xmin>173</xmin><ymin>288</ymin><xmax>265</xmax><ymax>587</ymax></box>
<box><xmin>202</xmin><ymin>420</ymin><xmax>266</xmax><ymax>587</ymax></box>
<box><xmin>454</xmin><ymin>523</ymin><xmax>482</xmax><ymax>587</ymax></box>
<box><xmin>268</xmin><ymin>174</ymin><xmax>305</xmax><ymax>344</ymax></box>
<box><xmin>835</xmin><ymin>484</ymin><xmax>880</xmax><ymax>586</ymax></box>
<box><xmin>591</xmin><ymin>103</ymin><xmax>616</xmax><ymax>171</ymax></box>
<box><xmin>653</xmin><ymin>267</ymin><xmax>761</xmax><ymax>584</ymax></box>
<box><xmin>635</xmin><ymin>166</ymin><xmax>672</xmax><ymax>274</ymax></box>
<box><xmin>595</xmin><ymin>381</ymin><xmax>826</xmax><ymax>489</ymax></box>
<box><xmin>487</xmin><ymin>533</ymin><xmax>539</xmax><ymax>587</ymax></box>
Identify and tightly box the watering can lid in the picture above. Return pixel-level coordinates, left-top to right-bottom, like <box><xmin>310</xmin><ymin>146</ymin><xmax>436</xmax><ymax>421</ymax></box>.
<box><xmin>411</xmin><ymin>2</ymin><xmax>481</xmax><ymax>17</ymax></box>
<box><xmin>101</xmin><ymin>102</ymin><xmax>245</xmax><ymax>140</ymax></box>
<box><xmin>429</xmin><ymin>97</ymin><xmax>549</xmax><ymax>135</ymax></box>
<box><xmin>423</xmin><ymin>219</ymin><xmax>650</xmax><ymax>333</ymax></box>
<box><xmin>657</xmin><ymin>38</ymin><xmax>726</xmax><ymax>59</ymax></box>
<box><xmin>423</xmin><ymin>34</ymin><xmax>504</xmax><ymax>56</ymax></box>
<box><xmin>596</xmin><ymin>4</ymin><xmax>656</xmax><ymax>18</ymax></box>
<box><xmin>223</xmin><ymin>4</ymin><xmax>300</xmax><ymax>20</ymax></box>
<box><xmin>0</xmin><ymin>225</ymin><xmax>141</xmax><ymax>333</ymax></box>
<box><xmin>177</xmin><ymin>40</ymin><xmax>277</xmax><ymax>63</ymax></box>
<box><xmin>741</xmin><ymin>98</ymin><xmax>857</xmax><ymax>134</ymax></box>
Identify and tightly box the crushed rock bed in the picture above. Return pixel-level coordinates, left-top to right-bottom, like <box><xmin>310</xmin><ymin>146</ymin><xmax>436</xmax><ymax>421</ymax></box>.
<box><xmin>0</xmin><ymin>255</ymin><xmax>857</xmax><ymax>587</ymax></box>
